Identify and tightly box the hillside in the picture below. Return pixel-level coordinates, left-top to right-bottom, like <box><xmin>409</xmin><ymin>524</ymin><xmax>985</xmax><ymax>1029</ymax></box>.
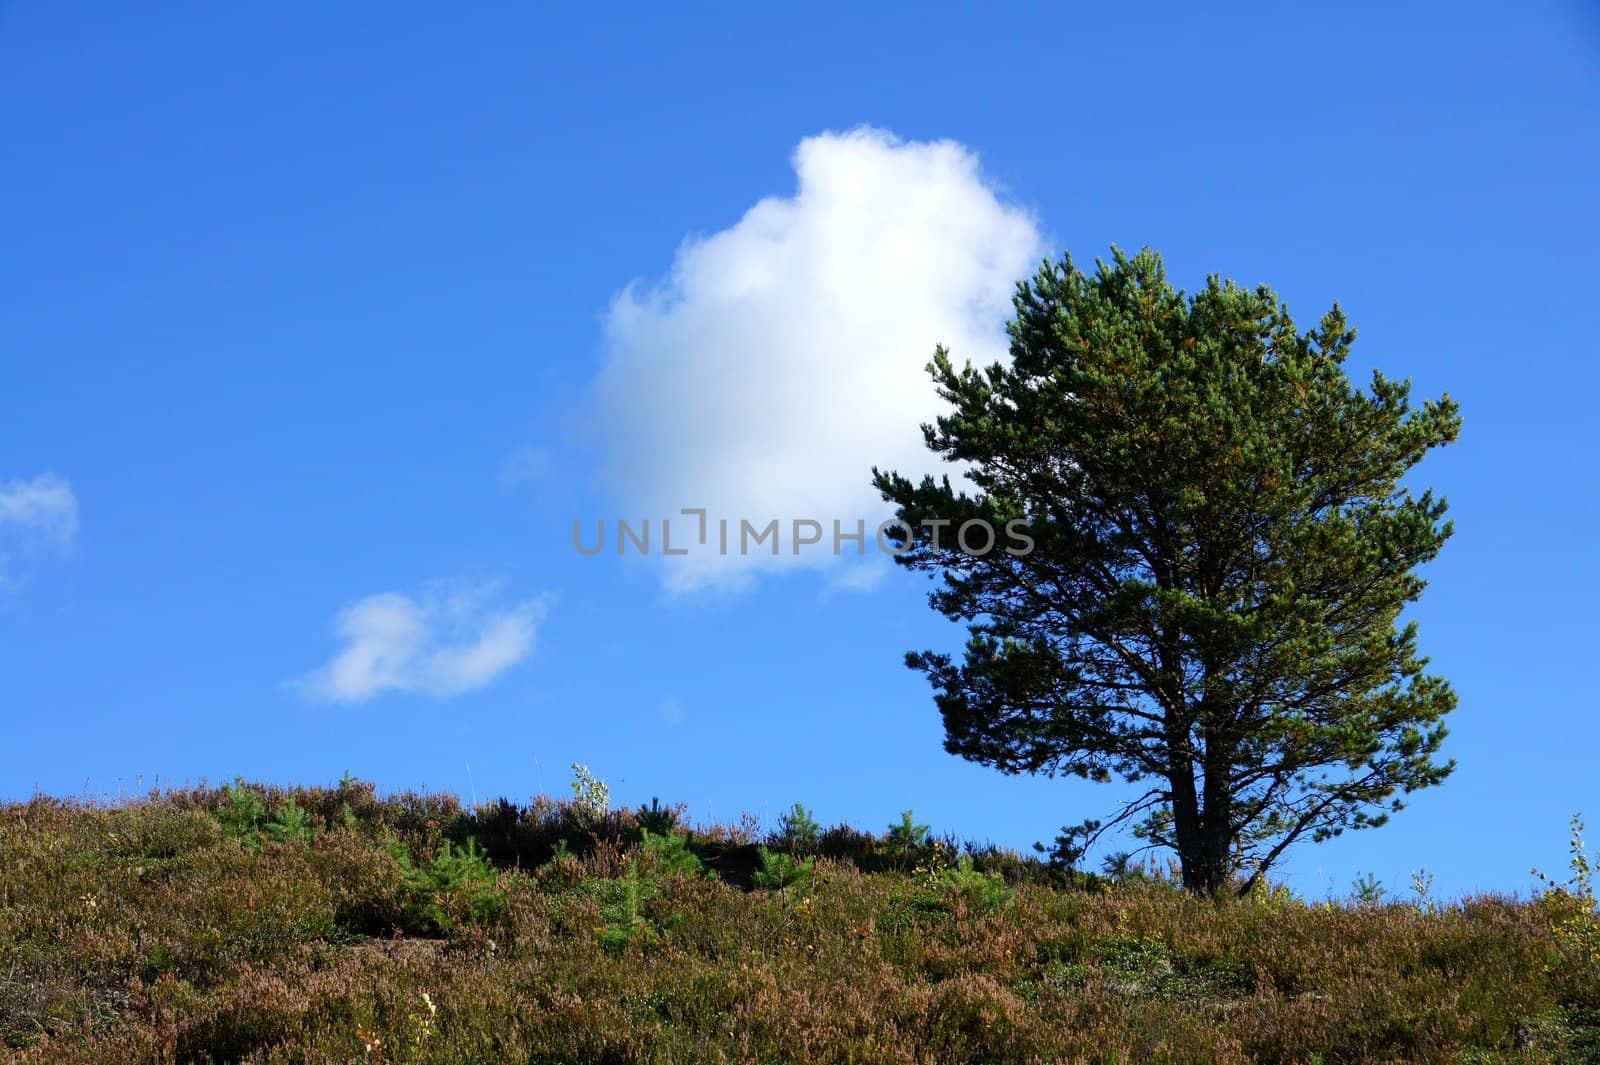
<box><xmin>3</xmin><ymin>777</ymin><xmax>1596</xmax><ymax>1064</ymax></box>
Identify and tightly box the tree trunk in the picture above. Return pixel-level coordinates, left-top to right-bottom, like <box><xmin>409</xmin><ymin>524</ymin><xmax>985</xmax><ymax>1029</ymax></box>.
<box><xmin>1170</xmin><ymin>761</ymin><xmax>1235</xmax><ymax>896</ymax></box>
<box><xmin>1196</xmin><ymin>816</ymin><xmax>1233</xmax><ymax>896</ymax></box>
<box><xmin>1200</xmin><ymin>728</ymin><xmax>1236</xmax><ymax>895</ymax></box>
<box><xmin>1168</xmin><ymin>763</ymin><xmax>1208</xmax><ymax>893</ymax></box>
<box><xmin>1173</xmin><ymin>810</ymin><xmax>1230</xmax><ymax>895</ymax></box>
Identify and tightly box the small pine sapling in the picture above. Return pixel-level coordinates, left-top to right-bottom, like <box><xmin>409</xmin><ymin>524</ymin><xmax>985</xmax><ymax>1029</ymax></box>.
<box><xmin>774</xmin><ymin>803</ymin><xmax>822</xmax><ymax>854</ymax></box>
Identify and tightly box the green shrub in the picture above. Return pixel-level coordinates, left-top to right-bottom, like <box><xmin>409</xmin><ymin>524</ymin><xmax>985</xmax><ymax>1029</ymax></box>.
<box><xmin>1534</xmin><ymin>814</ymin><xmax>1600</xmax><ymax>967</ymax></box>
<box><xmin>885</xmin><ymin>809</ymin><xmax>930</xmax><ymax>872</ymax></box>
<box><xmin>261</xmin><ymin>798</ymin><xmax>315</xmax><ymax>844</ymax></box>
<box><xmin>1409</xmin><ymin>869</ymin><xmax>1439</xmax><ymax>913</ymax></box>
<box><xmin>214</xmin><ymin>778</ymin><xmax>266</xmax><ymax>845</ymax></box>
<box><xmin>887</xmin><ymin>810</ymin><xmax>929</xmax><ymax>852</ymax></box>
<box><xmin>1351</xmin><ymin>871</ymin><xmax>1387</xmax><ymax>905</ymax></box>
<box><xmin>886</xmin><ymin>853</ymin><xmax>1015</xmax><ymax>930</ymax></box>
<box><xmin>752</xmin><ymin>846</ymin><xmax>814</xmax><ymax>896</ymax></box>
<box><xmin>939</xmin><ymin>855</ymin><xmax>1015</xmax><ymax>913</ymax></box>
<box><xmin>592</xmin><ymin>856</ymin><xmax>661</xmax><ymax>955</ymax></box>
<box><xmin>569</xmin><ymin>763</ymin><xmax>610</xmax><ymax>822</ymax></box>
<box><xmin>392</xmin><ymin>838</ymin><xmax>505</xmax><ymax>935</ymax></box>
<box><xmin>772</xmin><ymin>803</ymin><xmax>822</xmax><ymax>854</ymax></box>
<box><xmin>639</xmin><ymin>828</ymin><xmax>705</xmax><ymax>878</ymax></box>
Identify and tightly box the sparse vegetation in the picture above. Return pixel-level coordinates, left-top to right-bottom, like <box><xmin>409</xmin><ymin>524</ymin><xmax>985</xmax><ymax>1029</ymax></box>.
<box><xmin>1534</xmin><ymin>815</ymin><xmax>1600</xmax><ymax>970</ymax></box>
<box><xmin>2</xmin><ymin>777</ymin><xmax>1597</xmax><ymax>1063</ymax></box>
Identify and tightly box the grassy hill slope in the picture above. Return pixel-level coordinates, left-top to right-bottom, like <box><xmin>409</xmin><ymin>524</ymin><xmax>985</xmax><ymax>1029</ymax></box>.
<box><xmin>2</xmin><ymin>778</ymin><xmax>1596</xmax><ymax>1063</ymax></box>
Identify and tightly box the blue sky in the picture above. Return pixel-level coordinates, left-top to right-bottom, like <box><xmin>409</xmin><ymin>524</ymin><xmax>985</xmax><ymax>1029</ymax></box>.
<box><xmin>2</xmin><ymin>3</ymin><xmax>1596</xmax><ymax>899</ymax></box>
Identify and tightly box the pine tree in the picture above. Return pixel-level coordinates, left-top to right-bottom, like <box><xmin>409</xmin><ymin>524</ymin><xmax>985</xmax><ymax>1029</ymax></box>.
<box><xmin>873</xmin><ymin>247</ymin><xmax>1460</xmax><ymax>896</ymax></box>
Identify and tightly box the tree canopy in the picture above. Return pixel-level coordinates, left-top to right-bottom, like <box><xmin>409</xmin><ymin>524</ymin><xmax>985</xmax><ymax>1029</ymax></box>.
<box><xmin>873</xmin><ymin>247</ymin><xmax>1461</xmax><ymax>895</ymax></box>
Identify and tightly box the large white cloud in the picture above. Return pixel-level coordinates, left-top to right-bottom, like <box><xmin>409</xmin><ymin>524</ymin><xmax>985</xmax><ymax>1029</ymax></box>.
<box><xmin>0</xmin><ymin>472</ymin><xmax>78</xmax><ymax>583</ymax></box>
<box><xmin>297</xmin><ymin>582</ymin><xmax>549</xmax><ymax>703</ymax></box>
<box><xmin>592</xmin><ymin>127</ymin><xmax>1043</xmax><ymax>592</ymax></box>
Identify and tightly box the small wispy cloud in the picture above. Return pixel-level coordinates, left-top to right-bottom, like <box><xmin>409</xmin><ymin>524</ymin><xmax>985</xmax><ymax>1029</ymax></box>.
<box><xmin>296</xmin><ymin>581</ymin><xmax>550</xmax><ymax>704</ymax></box>
<box><xmin>0</xmin><ymin>472</ymin><xmax>78</xmax><ymax>583</ymax></box>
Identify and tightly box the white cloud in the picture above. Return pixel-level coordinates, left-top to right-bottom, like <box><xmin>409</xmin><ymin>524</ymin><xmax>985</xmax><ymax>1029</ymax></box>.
<box><xmin>592</xmin><ymin>127</ymin><xmax>1043</xmax><ymax>592</ymax></box>
<box><xmin>0</xmin><ymin>472</ymin><xmax>78</xmax><ymax>582</ymax></box>
<box><xmin>297</xmin><ymin>582</ymin><xmax>549</xmax><ymax>703</ymax></box>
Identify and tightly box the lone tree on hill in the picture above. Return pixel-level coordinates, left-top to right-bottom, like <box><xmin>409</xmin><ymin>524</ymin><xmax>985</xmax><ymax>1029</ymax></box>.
<box><xmin>873</xmin><ymin>248</ymin><xmax>1461</xmax><ymax>896</ymax></box>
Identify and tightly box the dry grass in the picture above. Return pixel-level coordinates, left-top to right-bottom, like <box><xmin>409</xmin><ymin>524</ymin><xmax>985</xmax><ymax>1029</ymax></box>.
<box><xmin>2</xmin><ymin>780</ymin><xmax>1596</xmax><ymax>1064</ymax></box>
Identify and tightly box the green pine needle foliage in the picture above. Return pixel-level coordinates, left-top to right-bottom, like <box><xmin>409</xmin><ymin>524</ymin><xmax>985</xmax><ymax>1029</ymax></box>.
<box><xmin>874</xmin><ymin>246</ymin><xmax>1461</xmax><ymax>896</ymax></box>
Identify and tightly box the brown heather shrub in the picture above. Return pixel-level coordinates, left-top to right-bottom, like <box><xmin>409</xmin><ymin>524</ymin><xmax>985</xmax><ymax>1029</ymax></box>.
<box><xmin>2</xmin><ymin>782</ymin><xmax>1598</xmax><ymax>1063</ymax></box>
